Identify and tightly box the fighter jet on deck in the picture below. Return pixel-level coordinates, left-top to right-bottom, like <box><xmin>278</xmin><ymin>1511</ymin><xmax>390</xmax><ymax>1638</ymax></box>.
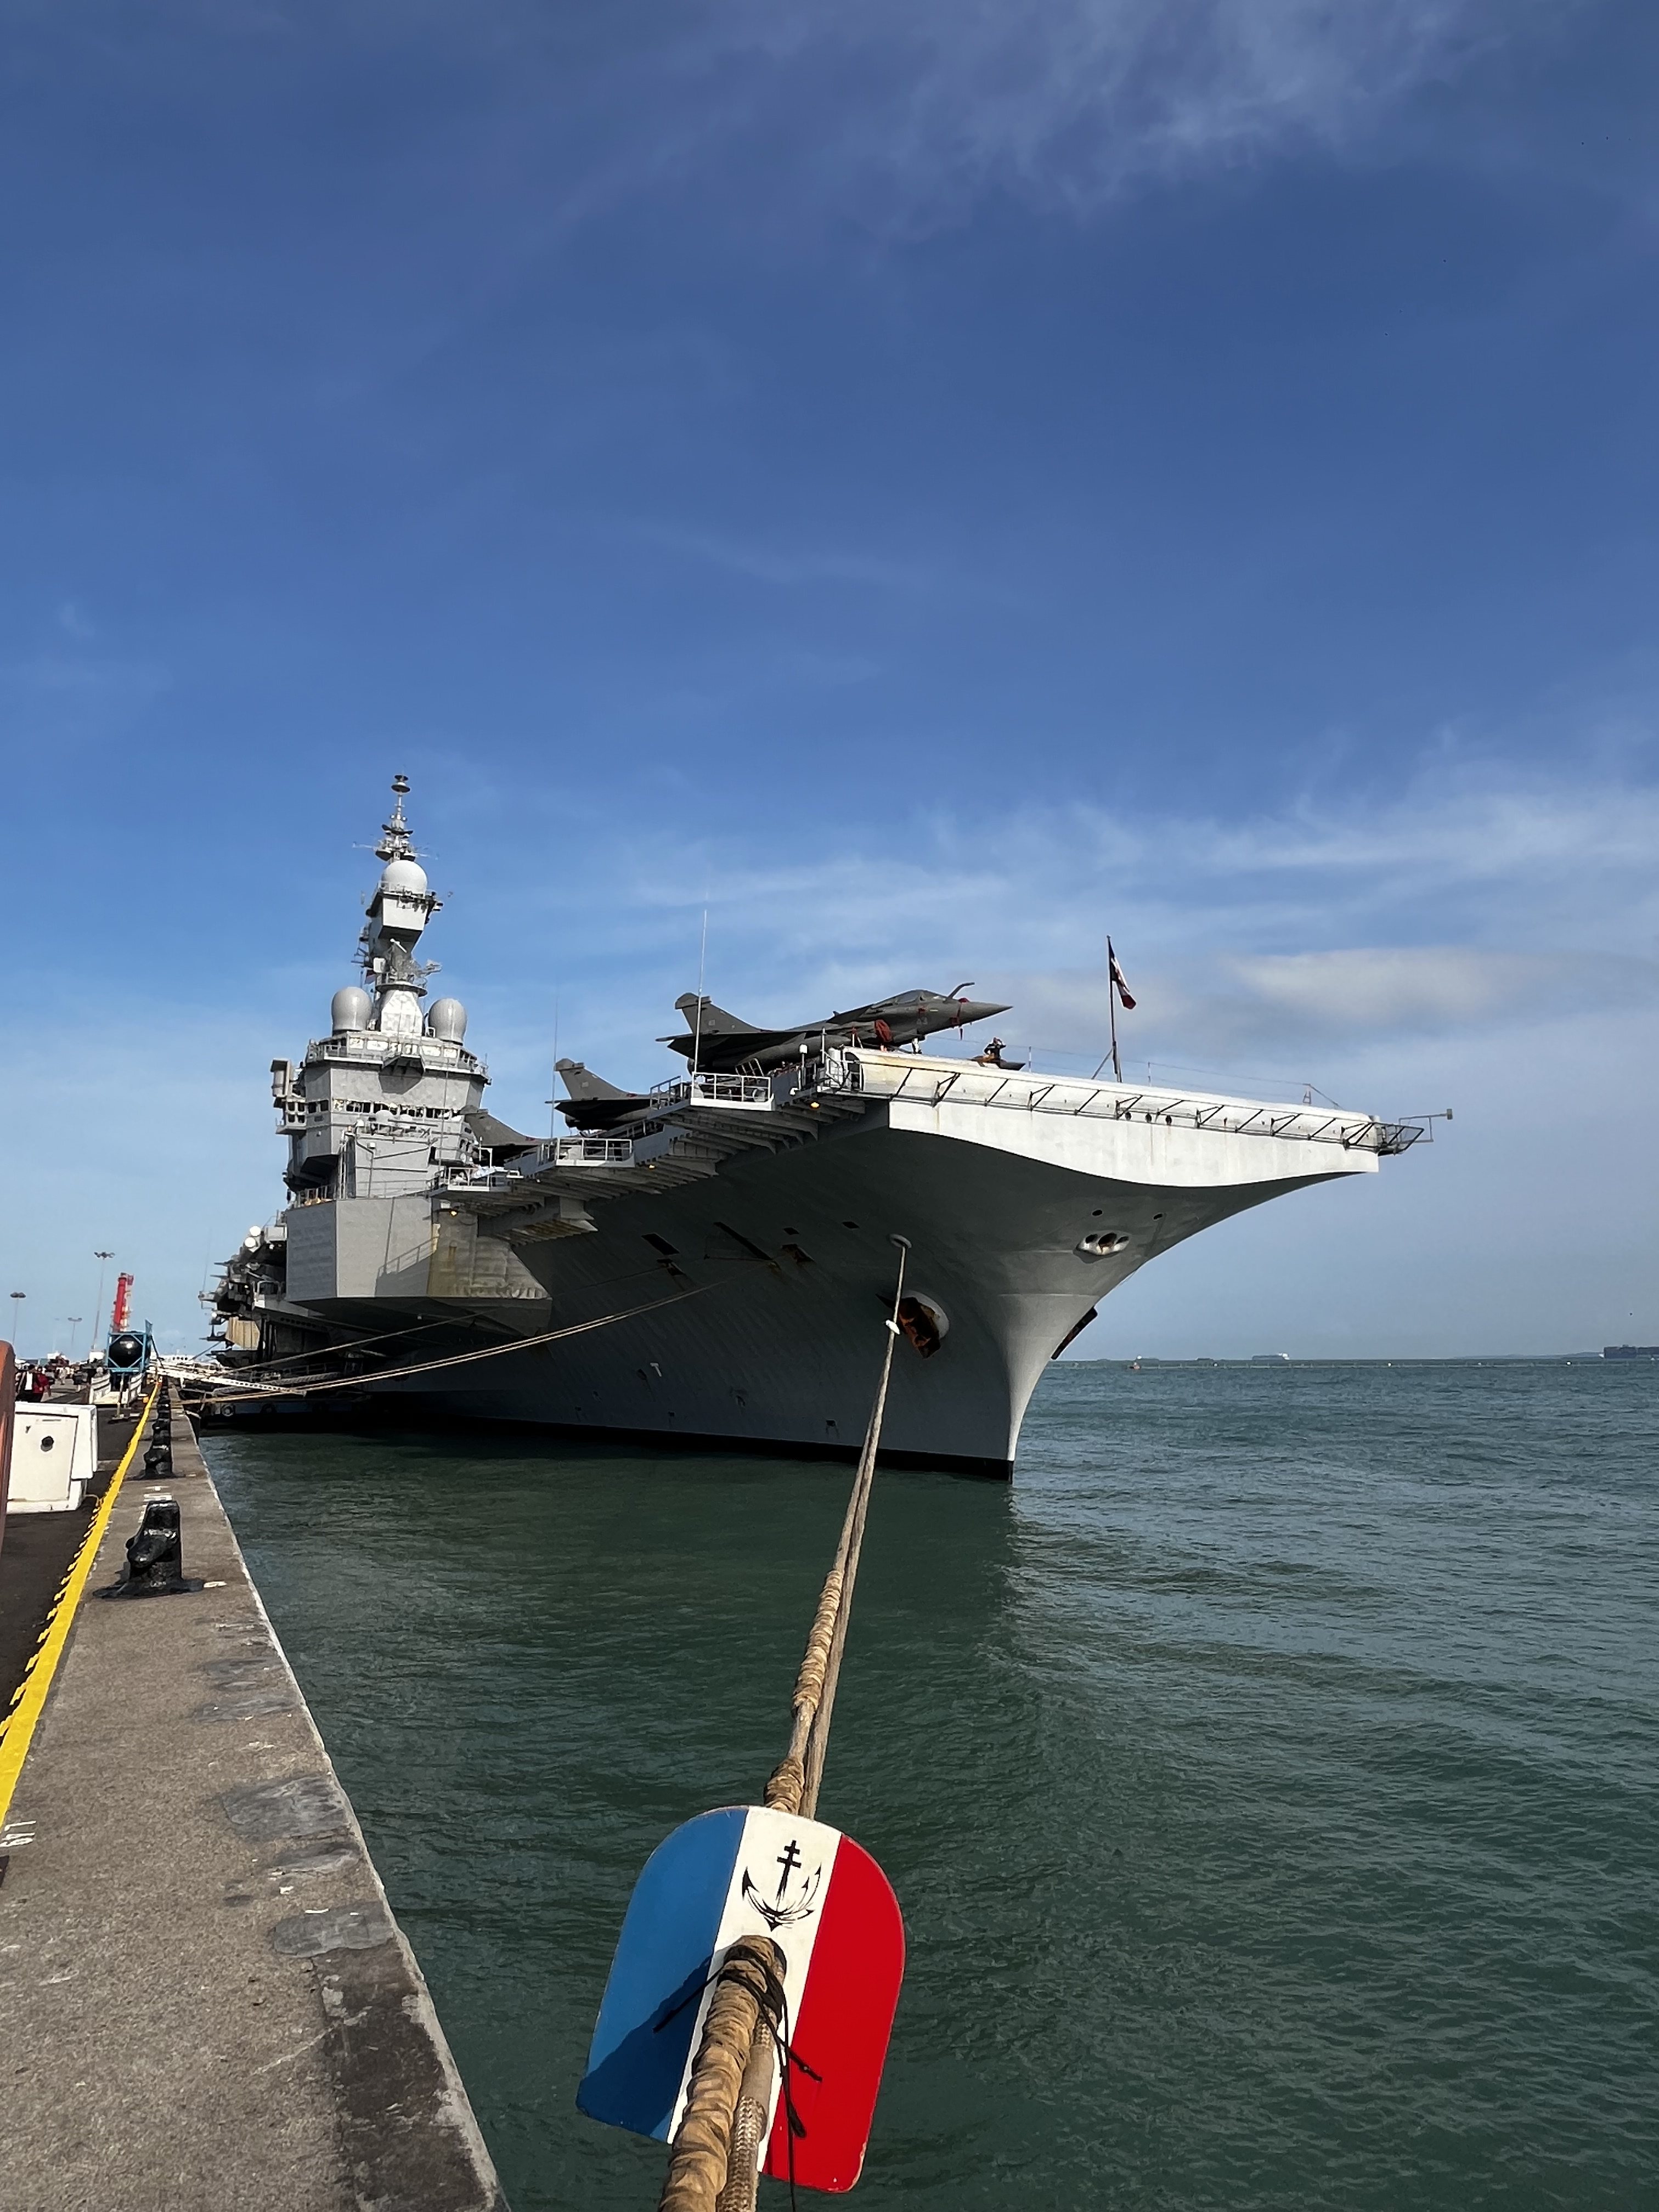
<box><xmin>554</xmin><ymin>1059</ymin><xmax>653</xmax><ymax>1133</ymax></box>
<box><xmin>661</xmin><ymin>987</ymin><xmax>1011</xmax><ymax>1074</ymax></box>
<box><xmin>553</xmin><ymin>986</ymin><xmax>1011</xmax><ymax>1127</ymax></box>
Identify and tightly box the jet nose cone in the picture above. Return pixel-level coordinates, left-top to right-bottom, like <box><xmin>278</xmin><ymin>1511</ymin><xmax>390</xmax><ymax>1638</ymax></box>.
<box><xmin>958</xmin><ymin>998</ymin><xmax>1012</xmax><ymax>1025</ymax></box>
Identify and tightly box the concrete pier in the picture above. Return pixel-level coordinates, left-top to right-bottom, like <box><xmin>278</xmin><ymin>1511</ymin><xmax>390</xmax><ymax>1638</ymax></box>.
<box><xmin>0</xmin><ymin>1404</ymin><xmax>141</xmax><ymax>1730</ymax></box>
<box><xmin>0</xmin><ymin>1394</ymin><xmax>504</xmax><ymax>2211</ymax></box>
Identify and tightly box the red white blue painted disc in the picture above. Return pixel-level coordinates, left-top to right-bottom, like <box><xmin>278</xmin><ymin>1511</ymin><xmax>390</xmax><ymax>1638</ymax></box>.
<box><xmin>578</xmin><ymin>1805</ymin><xmax>905</xmax><ymax>2191</ymax></box>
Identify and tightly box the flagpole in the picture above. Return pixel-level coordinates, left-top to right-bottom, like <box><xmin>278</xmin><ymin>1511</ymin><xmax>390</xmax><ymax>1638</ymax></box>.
<box><xmin>1108</xmin><ymin>936</ymin><xmax>1122</xmax><ymax>1084</ymax></box>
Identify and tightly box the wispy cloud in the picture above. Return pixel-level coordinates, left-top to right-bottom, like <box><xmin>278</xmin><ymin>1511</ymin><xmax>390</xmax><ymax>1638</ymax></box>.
<box><xmin>620</xmin><ymin>520</ymin><xmax>935</xmax><ymax>593</ymax></box>
<box><xmin>1226</xmin><ymin>945</ymin><xmax>1654</xmax><ymax>1030</ymax></box>
<box><xmin>442</xmin><ymin>764</ymin><xmax>1659</xmax><ymax>1099</ymax></box>
<box><xmin>1004</xmin><ymin>943</ymin><xmax>1659</xmax><ymax>1076</ymax></box>
<box><xmin>10</xmin><ymin>759</ymin><xmax>1655</xmax><ymax>1350</ymax></box>
<box><xmin>709</xmin><ymin>0</ymin><xmax>1525</xmax><ymax>216</ymax></box>
<box><xmin>93</xmin><ymin>0</ymin><xmax>1566</xmax><ymax>244</ymax></box>
<box><xmin>0</xmin><ymin>603</ymin><xmax>171</xmax><ymax>741</ymax></box>
<box><xmin>0</xmin><ymin>1009</ymin><xmax>274</xmax><ymax>1355</ymax></box>
<box><xmin>605</xmin><ymin>768</ymin><xmax>1659</xmax><ymax>953</ymax></box>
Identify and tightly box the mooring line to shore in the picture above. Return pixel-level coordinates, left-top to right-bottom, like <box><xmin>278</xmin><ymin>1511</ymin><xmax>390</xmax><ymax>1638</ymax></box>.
<box><xmin>182</xmin><ymin>1281</ymin><xmax>724</xmax><ymax>1410</ymax></box>
<box><xmin>215</xmin><ymin>1254</ymin><xmax>688</xmax><ymax>1384</ymax></box>
<box><xmin>0</xmin><ymin>1383</ymin><xmax>161</xmax><ymax>1826</ymax></box>
<box><xmin>656</xmin><ymin>1235</ymin><xmax>912</xmax><ymax>2212</ymax></box>
<box><xmin>218</xmin><ymin>1315</ymin><xmax>454</xmax><ymax>1378</ymax></box>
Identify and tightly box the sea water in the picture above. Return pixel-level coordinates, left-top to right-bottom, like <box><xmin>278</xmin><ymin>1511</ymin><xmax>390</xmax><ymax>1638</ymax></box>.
<box><xmin>208</xmin><ymin>1360</ymin><xmax>1657</xmax><ymax>2209</ymax></box>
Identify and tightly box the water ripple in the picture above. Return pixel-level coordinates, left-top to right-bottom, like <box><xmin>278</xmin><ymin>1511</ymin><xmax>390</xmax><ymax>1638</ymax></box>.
<box><xmin>212</xmin><ymin>1360</ymin><xmax>1658</xmax><ymax>2209</ymax></box>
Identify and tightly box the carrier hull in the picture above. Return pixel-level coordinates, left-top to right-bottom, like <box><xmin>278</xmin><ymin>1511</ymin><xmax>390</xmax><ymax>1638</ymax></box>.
<box><xmin>210</xmin><ymin>783</ymin><xmax>1419</xmax><ymax>1475</ymax></box>
<box><xmin>228</xmin><ymin>1070</ymin><xmax>1387</xmax><ymax>1474</ymax></box>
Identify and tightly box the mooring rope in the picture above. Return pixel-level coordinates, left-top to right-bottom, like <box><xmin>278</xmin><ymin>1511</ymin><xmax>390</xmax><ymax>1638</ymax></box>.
<box><xmin>659</xmin><ymin>1936</ymin><xmax>785</xmax><ymax>2212</ymax></box>
<box><xmin>657</xmin><ymin>1235</ymin><xmax>912</xmax><ymax>2212</ymax></box>
<box><xmin>711</xmin><ymin>1942</ymin><xmax>820</xmax><ymax>2212</ymax></box>
<box><xmin>214</xmin><ymin>1316</ymin><xmax>454</xmax><ymax>1379</ymax></box>
<box><xmin>182</xmin><ymin>1282</ymin><xmax>721</xmax><ymax>1410</ymax></box>
<box><xmin>765</xmin><ymin>1234</ymin><xmax>909</xmax><ymax>1822</ymax></box>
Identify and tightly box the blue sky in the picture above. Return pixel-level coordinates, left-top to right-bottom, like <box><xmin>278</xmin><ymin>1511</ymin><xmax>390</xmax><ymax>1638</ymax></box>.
<box><xmin>2</xmin><ymin>0</ymin><xmax>1656</xmax><ymax>1358</ymax></box>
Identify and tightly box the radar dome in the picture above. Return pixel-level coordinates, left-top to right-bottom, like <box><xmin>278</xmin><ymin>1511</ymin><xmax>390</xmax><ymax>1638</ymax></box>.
<box><xmin>427</xmin><ymin>997</ymin><xmax>467</xmax><ymax>1041</ymax></box>
<box><xmin>380</xmin><ymin>857</ymin><xmax>429</xmax><ymax>899</ymax></box>
<box><xmin>331</xmin><ymin>985</ymin><xmax>372</xmax><ymax>1034</ymax></box>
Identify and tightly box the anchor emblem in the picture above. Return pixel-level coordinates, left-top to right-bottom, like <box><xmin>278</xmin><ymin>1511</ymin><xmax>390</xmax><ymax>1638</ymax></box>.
<box><xmin>740</xmin><ymin>1837</ymin><xmax>824</xmax><ymax>1931</ymax></box>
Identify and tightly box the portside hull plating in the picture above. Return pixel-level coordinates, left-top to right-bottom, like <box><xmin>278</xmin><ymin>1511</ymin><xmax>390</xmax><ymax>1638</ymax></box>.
<box><xmin>254</xmin><ymin>1103</ymin><xmax>1374</xmax><ymax>1473</ymax></box>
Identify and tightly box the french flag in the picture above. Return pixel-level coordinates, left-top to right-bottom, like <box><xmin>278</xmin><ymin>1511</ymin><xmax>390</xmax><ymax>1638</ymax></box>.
<box><xmin>578</xmin><ymin>1805</ymin><xmax>905</xmax><ymax>2192</ymax></box>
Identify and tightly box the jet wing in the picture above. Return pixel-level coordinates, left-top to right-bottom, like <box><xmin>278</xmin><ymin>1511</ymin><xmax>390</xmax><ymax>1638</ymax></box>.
<box><xmin>464</xmin><ymin>1108</ymin><xmax>541</xmax><ymax>1159</ymax></box>
<box><xmin>661</xmin><ymin>995</ymin><xmax>805</xmax><ymax>1069</ymax></box>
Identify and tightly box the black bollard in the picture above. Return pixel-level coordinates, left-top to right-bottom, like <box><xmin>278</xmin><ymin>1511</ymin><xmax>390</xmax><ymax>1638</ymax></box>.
<box><xmin>101</xmin><ymin>1495</ymin><xmax>203</xmax><ymax>1599</ymax></box>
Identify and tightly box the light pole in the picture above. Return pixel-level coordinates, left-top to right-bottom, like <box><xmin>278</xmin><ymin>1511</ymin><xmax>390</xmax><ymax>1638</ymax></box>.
<box><xmin>66</xmin><ymin>1316</ymin><xmax>83</xmax><ymax>1361</ymax></box>
<box><xmin>93</xmin><ymin>1251</ymin><xmax>114</xmax><ymax>1343</ymax></box>
<box><xmin>8</xmin><ymin>1290</ymin><xmax>24</xmax><ymax>1356</ymax></box>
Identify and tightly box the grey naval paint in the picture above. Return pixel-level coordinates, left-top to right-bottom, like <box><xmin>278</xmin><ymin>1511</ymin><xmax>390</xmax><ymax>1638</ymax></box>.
<box><xmin>213</xmin><ymin>783</ymin><xmax>1421</xmax><ymax>1472</ymax></box>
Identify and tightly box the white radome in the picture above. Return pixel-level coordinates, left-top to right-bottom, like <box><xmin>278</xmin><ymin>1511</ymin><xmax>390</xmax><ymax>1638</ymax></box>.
<box><xmin>380</xmin><ymin>857</ymin><xmax>429</xmax><ymax>899</ymax></box>
<box><xmin>428</xmin><ymin>997</ymin><xmax>468</xmax><ymax>1041</ymax></box>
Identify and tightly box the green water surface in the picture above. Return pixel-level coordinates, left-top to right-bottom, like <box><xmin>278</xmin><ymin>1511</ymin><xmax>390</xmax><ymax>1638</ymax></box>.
<box><xmin>208</xmin><ymin>1361</ymin><xmax>1658</xmax><ymax>2210</ymax></box>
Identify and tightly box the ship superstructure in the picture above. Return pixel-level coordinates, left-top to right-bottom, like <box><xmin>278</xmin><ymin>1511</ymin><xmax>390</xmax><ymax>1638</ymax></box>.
<box><xmin>213</xmin><ymin>782</ymin><xmax>1425</xmax><ymax>1472</ymax></box>
<box><xmin>272</xmin><ymin>776</ymin><xmax>489</xmax><ymax>1208</ymax></box>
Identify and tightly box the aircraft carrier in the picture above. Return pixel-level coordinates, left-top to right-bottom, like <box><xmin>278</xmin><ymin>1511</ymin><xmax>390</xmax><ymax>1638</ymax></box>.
<box><xmin>210</xmin><ymin>781</ymin><xmax>1425</xmax><ymax>1473</ymax></box>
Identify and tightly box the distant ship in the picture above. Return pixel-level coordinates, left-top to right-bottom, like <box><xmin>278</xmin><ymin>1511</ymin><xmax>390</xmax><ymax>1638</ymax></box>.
<box><xmin>1602</xmin><ymin>1345</ymin><xmax>1659</xmax><ymax>1359</ymax></box>
<box><xmin>210</xmin><ymin>782</ymin><xmax>1427</xmax><ymax>1474</ymax></box>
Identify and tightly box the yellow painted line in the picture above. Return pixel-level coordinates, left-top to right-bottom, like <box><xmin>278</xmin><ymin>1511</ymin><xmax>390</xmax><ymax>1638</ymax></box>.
<box><xmin>0</xmin><ymin>1385</ymin><xmax>161</xmax><ymax>1827</ymax></box>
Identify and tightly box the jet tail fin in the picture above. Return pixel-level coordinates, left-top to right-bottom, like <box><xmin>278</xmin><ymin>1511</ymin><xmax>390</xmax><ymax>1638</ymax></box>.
<box><xmin>672</xmin><ymin>994</ymin><xmax>765</xmax><ymax>1036</ymax></box>
<box><xmin>555</xmin><ymin>1058</ymin><xmax>633</xmax><ymax>1102</ymax></box>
